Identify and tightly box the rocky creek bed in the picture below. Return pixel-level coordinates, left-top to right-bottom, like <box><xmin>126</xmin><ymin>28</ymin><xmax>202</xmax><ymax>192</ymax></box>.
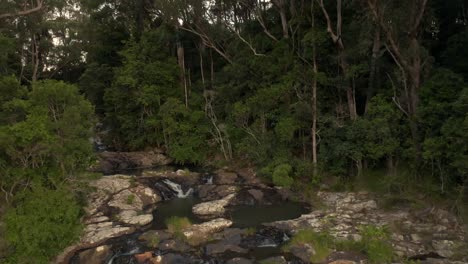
<box><xmin>55</xmin><ymin>167</ymin><xmax>468</xmax><ymax>264</ymax></box>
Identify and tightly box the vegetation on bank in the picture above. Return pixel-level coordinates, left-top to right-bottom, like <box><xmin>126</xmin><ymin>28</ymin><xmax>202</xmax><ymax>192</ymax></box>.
<box><xmin>1</xmin><ymin>0</ymin><xmax>467</xmax><ymax>262</ymax></box>
<box><xmin>283</xmin><ymin>226</ymin><xmax>393</xmax><ymax>263</ymax></box>
<box><xmin>165</xmin><ymin>216</ymin><xmax>192</xmax><ymax>239</ymax></box>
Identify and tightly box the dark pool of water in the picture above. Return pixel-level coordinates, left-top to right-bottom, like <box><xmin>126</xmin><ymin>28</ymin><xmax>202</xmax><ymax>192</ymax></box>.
<box><xmin>227</xmin><ymin>202</ymin><xmax>307</xmax><ymax>228</ymax></box>
<box><xmin>151</xmin><ymin>197</ymin><xmax>203</xmax><ymax>229</ymax></box>
<box><xmin>150</xmin><ymin>196</ymin><xmax>307</xmax><ymax>229</ymax></box>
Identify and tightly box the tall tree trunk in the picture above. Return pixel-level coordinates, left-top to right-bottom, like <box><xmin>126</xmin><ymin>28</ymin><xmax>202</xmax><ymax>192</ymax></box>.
<box><xmin>317</xmin><ymin>0</ymin><xmax>357</xmax><ymax>120</ymax></box>
<box><xmin>177</xmin><ymin>37</ymin><xmax>188</xmax><ymax>108</ymax></box>
<box><xmin>366</xmin><ymin>26</ymin><xmax>381</xmax><ymax>113</ymax></box>
<box><xmin>311</xmin><ymin>1</ymin><xmax>318</xmax><ymax>177</ymax></box>
<box><xmin>274</xmin><ymin>0</ymin><xmax>289</xmax><ymax>39</ymax></box>
<box><xmin>366</xmin><ymin>0</ymin><xmax>428</xmax><ymax>164</ymax></box>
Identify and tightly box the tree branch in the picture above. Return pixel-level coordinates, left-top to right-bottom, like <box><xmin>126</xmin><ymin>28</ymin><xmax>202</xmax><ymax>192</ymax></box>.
<box><xmin>409</xmin><ymin>0</ymin><xmax>428</xmax><ymax>37</ymax></box>
<box><xmin>0</xmin><ymin>0</ymin><xmax>44</xmax><ymax>19</ymax></box>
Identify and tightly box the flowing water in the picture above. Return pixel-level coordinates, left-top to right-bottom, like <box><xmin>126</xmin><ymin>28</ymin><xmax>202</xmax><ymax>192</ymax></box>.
<box><xmin>74</xmin><ymin>169</ymin><xmax>309</xmax><ymax>263</ymax></box>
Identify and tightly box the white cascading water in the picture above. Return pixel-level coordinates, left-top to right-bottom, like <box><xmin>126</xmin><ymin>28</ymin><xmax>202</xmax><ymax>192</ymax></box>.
<box><xmin>162</xmin><ymin>179</ymin><xmax>193</xmax><ymax>198</ymax></box>
<box><xmin>206</xmin><ymin>175</ymin><xmax>213</xmax><ymax>185</ymax></box>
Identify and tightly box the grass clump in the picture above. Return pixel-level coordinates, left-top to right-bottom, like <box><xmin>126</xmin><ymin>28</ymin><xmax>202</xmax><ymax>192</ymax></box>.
<box><xmin>126</xmin><ymin>194</ymin><xmax>135</xmax><ymax>205</ymax></box>
<box><xmin>282</xmin><ymin>229</ymin><xmax>333</xmax><ymax>263</ymax></box>
<box><xmin>148</xmin><ymin>235</ymin><xmax>160</xmax><ymax>248</ymax></box>
<box><xmin>165</xmin><ymin>216</ymin><xmax>191</xmax><ymax>239</ymax></box>
<box><xmin>336</xmin><ymin>225</ymin><xmax>394</xmax><ymax>264</ymax></box>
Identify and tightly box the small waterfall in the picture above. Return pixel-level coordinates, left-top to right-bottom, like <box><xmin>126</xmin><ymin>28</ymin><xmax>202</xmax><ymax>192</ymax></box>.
<box><xmin>162</xmin><ymin>179</ymin><xmax>193</xmax><ymax>198</ymax></box>
<box><xmin>206</xmin><ymin>175</ymin><xmax>213</xmax><ymax>185</ymax></box>
<box><xmin>282</xmin><ymin>233</ymin><xmax>290</xmax><ymax>242</ymax></box>
<box><xmin>257</xmin><ymin>239</ymin><xmax>278</xmax><ymax>248</ymax></box>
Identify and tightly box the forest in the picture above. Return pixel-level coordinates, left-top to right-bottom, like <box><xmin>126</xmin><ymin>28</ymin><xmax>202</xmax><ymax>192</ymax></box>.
<box><xmin>0</xmin><ymin>0</ymin><xmax>467</xmax><ymax>263</ymax></box>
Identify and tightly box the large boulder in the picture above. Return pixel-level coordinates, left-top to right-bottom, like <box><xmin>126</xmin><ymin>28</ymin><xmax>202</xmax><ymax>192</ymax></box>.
<box><xmin>96</xmin><ymin>150</ymin><xmax>173</xmax><ymax>174</ymax></box>
<box><xmin>182</xmin><ymin>218</ymin><xmax>233</xmax><ymax>243</ymax></box>
<box><xmin>197</xmin><ymin>185</ymin><xmax>237</xmax><ymax>201</ymax></box>
<box><xmin>192</xmin><ymin>193</ymin><xmax>236</xmax><ymax>218</ymax></box>
<box><xmin>215</xmin><ymin>169</ymin><xmax>238</xmax><ymax>185</ymax></box>
<box><xmin>81</xmin><ymin>222</ymin><xmax>135</xmax><ymax>245</ymax></box>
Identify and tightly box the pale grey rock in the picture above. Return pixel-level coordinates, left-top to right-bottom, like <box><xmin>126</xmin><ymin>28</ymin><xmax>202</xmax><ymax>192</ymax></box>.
<box><xmin>183</xmin><ymin>218</ymin><xmax>233</xmax><ymax>240</ymax></box>
<box><xmin>192</xmin><ymin>193</ymin><xmax>236</xmax><ymax>217</ymax></box>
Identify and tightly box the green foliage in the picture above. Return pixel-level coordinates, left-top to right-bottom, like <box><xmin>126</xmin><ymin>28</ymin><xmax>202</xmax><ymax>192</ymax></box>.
<box><xmin>159</xmin><ymin>98</ymin><xmax>210</xmax><ymax>164</ymax></box>
<box><xmin>272</xmin><ymin>164</ymin><xmax>294</xmax><ymax>187</ymax></box>
<box><xmin>104</xmin><ymin>28</ymin><xmax>180</xmax><ymax>150</ymax></box>
<box><xmin>335</xmin><ymin>225</ymin><xmax>393</xmax><ymax>264</ymax></box>
<box><xmin>4</xmin><ymin>185</ymin><xmax>83</xmax><ymax>264</ymax></box>
<box><xmin>359</xmin><ymin>225</ymin><xmax>394</xmax><ymax>263</ymax></box>
<box><xmin>419</xmin><ymin>69</ymin><xmax>468</xmax><ymax>190</ymax></box>
<box><xmin>0</xmin><ymin>79</ymin><xmax>95</xmax><ymax>194</ymax></box>
<box><xmin>283</xmin><ymin>229</ymin><xmax>333</xmax><ymax>263</ymax></box>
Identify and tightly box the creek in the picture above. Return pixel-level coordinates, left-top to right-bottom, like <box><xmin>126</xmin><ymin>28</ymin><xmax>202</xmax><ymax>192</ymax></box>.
<box><xmin>71</xmin><ymin>169</ymin><xmax>309</xmax><ymax>264</ymax></box>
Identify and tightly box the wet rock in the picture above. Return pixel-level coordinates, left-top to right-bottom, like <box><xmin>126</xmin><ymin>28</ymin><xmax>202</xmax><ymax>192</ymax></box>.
<box><xmin>158</xmin><ymin>239</ymin><xmax>191</xmax><ymax>252</ymax></box>
<box><xmin>215</xmin><ymin>169</ymin><xmax>238</xmax><ymax>184</ymax></box>
<box><xmin>236</xmin><ymin>168</ymin><xmax>259</xmax><ymax>185</ymax></box>
<box><xmin>212</xmin><ymin>228</ymin><xmax>245</xmax><ymax>244</ymax></box>
<box><xmin>205</xmin><ymin>241</ymin><xmax>248</xmax><ymax>255</ymax></box>
<box><xmin>78</xmin><ymin>245</ymin><xmax>111</xmax><ymax>264</ymax></box>
<box><xmin>197</xmin><ymin>185</ymin><xmax>237</xmax><ymax>201</ymax></box>
<box><xmin>247</xmin><ymin>189</ymin><xmax>264</xmax><ymax>201</ymax></box>
<box><xmin>226</xmin><ymin>257</ymin><xmax>253</xmax><ymax>264</ymax></box>
<box><xmin>96</xmin><ymin>150</ymin><xmax>173</xmax><ymax>174</ymax></box>
<box><xmin>192</xmin><ymin>193</ymin><xmax>236</xmax><ymax>217</ymax></box>
<box><xmin>183</xmin><ymin>218</ymin><xmax>233</xmax><ymax>242</ymax></box>
<box><xmin>139</xmin><ymin>230</ymin><xmax>172</xmax><ymax>246</ymax></box>
<box><xmin>135</xmin><ymin>251</ymin><xmax>153</xmax><ymax>263</ymax></box>
<box><xmin>159</xmin><ymin>253</ymin><xmax>193</xmax><ymax>264</ymax></box>
<box><xmin>289</xmin><ymin>243</ymin><xmax>315</xmax><ymax>263</ymax></box>
<box><xmin>259</xmin><ymin>256</ymin><xmax>287</xmax><ymax>264</ymax></box>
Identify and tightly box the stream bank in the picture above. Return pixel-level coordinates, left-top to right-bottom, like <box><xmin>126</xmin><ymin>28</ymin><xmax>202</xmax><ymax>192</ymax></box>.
<box><xmin>56</xmin><ymin>166</ymin><xmax>467</xmax><ymax>264</ymax></box>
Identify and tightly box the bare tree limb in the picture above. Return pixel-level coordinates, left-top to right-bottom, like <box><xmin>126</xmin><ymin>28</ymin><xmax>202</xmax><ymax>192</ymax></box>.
<box><xmin>180</xmin><ymin>25</ymin><xmax>233</xmax><ymax>64</ymax></box>
<box><xmin>409</xmin><ymin>0</ymin><xmax>428</xmax><ymax>37</ymax></box>
<box><xmin>0</xmin><ymin>0</ymin><xmax>44</xmax><ymax>19</ymax></box>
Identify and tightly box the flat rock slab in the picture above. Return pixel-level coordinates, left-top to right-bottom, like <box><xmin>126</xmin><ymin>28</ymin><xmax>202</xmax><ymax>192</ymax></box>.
<box><xmin>183</xmin><ymin>218</ymin><xmax>233</xmax><ymax>241</ymax></box>
<box><xmin>192</xmin><ymin>193</ymin><xmax>236</xmax><ymax>217</ymax></box>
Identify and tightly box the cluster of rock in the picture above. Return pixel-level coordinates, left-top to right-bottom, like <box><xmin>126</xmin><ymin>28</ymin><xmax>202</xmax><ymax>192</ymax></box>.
<box><xmin>94</xmin><ymin>150</ymin><xmax>173</xmax><ymax>174</ymax></box>
<box><xmin>55</xmin><ymin>175</ymin><xmax>161</xmax><ymax>263</ymax></box>
<box><xmin>268</xmin><ymin>191</ymin><xmax>468</xmax><ymax>263</ymax></box>
<box><xmin>56</xmin><ymin>167</ymin><xmax>468</xmax><ymax>264</ymax></box>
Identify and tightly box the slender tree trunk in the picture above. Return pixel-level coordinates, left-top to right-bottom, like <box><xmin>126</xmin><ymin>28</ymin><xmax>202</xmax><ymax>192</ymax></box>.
<box><xmin>387</xmin><ymin>155</ymin><xmax>395</xmax><ymax>176</ymax></box>
<box><xmin>32</xmin><ymin>35</ymin><xmax>39</xmax><ymax>82</ymax></box>
<box><xmin>340</xmin><ymin>60</ymin><xmax>357</xmax><ymax>120</ymax></box>
<box><xmin>311</xmin><ymin>1</ymin><xmax>318</xmax><ymax>177</ymax></box>
<box><xmin>177</xmin><ymin>38</ymin><xmax>188</xmax><ymax>107</ymax></box>
<box><xmin>366</xmin><ymin>26</ymin><xmax>381</xmax><ymax>113</ymax></box>
<box><xmin>274</xmin><ymin>0</ymin><xmax>289</xmax><ymax>39</ymax></box>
